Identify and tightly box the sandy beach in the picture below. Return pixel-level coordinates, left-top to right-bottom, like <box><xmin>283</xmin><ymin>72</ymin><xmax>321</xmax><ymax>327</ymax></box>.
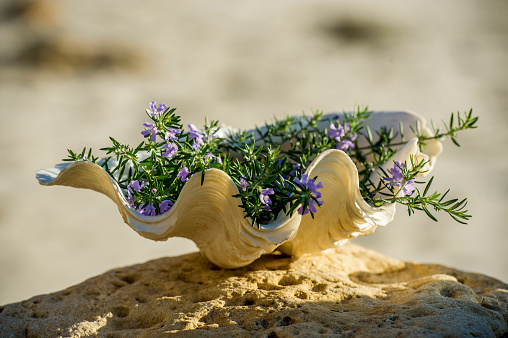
<box><xmin>1</xmin><ymin>0</ymin><xmax>507</xmax><ymax>305</ymax></box>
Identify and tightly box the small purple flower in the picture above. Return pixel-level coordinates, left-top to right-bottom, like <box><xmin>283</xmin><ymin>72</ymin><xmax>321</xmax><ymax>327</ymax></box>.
<box><xmin>328</xmin><ymin>123</ymin><xmax>347</xmax><ymax>141</ymax></box>
<box><xmin>162</xmin><ymin>142</ymin><xmax>178</xmax><ymax>158</ymax></box>
<box><xmin>383</xmin><ymin>161</ymin><xmax>415</xmax><ymax>197</ymax></box>
<box><xmin>204</xmin><ymin>153</ymin><xmax>222</xmax><ymax>164</ymax></box>
<box><xmin>337</xmin><ymin>134</ymin><xmax>357</xmax><ymax>153</ymax></box>
<box><xmin>177</xmin><ymin>166</ymin><xmax>190</xmax><ymax>182</ymax></box>
<box><xmin>187</xmin><ymin>124</ymin><xmax>205</xmax><ymax>149</ymax></box>
<box><xmin>290</xmin><ymin>163</ymin><xmax>301</xmax><ymax>177</ymax></box>
<box><xmin>165</xmin><ymin>128</ymin><xmax>181</xmax><ymax>142</ymax></box>
<box><xmin>294</xmin><ymin>174</ymin><xmax>324</xmax><ymax>199</ymax></box>
<box><xmin>137</xmin><ymin>203</ymin><xmax>156</xmax><ymax>216</ymax></box>
<box><xmin>389</xmin><ymin>161</ymin><xmax>405</xmax><ymax>181</ymax></box>
<box><xmin>141</xmin><ymin>122</ymin><xmax>158</xmax><ymax>142</ymax></box>
<box><xmin>159</xmin><ymin>199</ymin><xmax>174</xmax><ymax>214</ymax></box>
<box><xmin>260</xmin><ymin>188</ymin><xmax>274</xmax><ymax>210</ymax></box>
<box><xmin>298</xmin><ymin>198</ymin><xmax>324</xmax><ymax>215</ymax></box>
<box><xmin>151</xmin><ymin>188</ymin><xmax>157</xmax><ymax>194</ymax></box>
<box><xmin>239</xmin><ymin>178</ymin><xmax>248</xmax><ymax>191</ymax></box>
<box><xmin>147</xmin><ymin>101</ymin><xmax>167</xmax><ymax>116</ymax></box>
<box><xmin>294</xmin><ymin>174</ymin><xmax>324</xmax><ymax>215</ymax></box>
<box><xmin>128</xmin><ymin>180</ymin><xmax>146</xmax><ymax>194</ymax></box>
<box><xmin>329</xmin><ymin>122</ymin><xmax>356</xmax><ymax>153</ymax></box>
<box><xmin>127</xmin><ymin>180</ymin><xmax>146</xmax><ymax>207</ymax></box>
<box><xmin>187</xmin><ymin>124</ymin><xmax>202</xmax><ymax>140</ymax></box>
<box><xmin>399</xmin><ymin>178</ymin><xmax>415</xmax><ymax>197</ymax></box>
<box><xmin>383</xmin><ymin>161</ymin><xmax>405</xmax><ymax>187</ymax></box>
<box><xmin>192</xmin><ymin>138</ymin><xmax>204</xmax><ymax>149</ymax></box>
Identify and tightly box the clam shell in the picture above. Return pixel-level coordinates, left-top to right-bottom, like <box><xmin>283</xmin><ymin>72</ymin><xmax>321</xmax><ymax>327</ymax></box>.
<box><xmin>36</xmin><ymin>162</ymin><xmax>302</xmax><ymax>269</ymax></box>
<box><xmin>36</xmin><ymin>111</ymin><xmax>442</xmax><ymax>268</ymax></box>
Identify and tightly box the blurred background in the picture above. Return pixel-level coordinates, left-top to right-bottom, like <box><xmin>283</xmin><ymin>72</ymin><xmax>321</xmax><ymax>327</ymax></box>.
<box><xmin>1</xmin><ymin>0</ymin><xmax>507</xmax><ymax>305</ymax></box>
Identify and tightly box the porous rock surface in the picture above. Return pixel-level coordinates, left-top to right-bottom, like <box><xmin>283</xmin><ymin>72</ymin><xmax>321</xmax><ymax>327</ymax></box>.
<box><xmin>1</xmin><ymin>243</ymin><xmax>507</xmax><ymax>337</ymax></box>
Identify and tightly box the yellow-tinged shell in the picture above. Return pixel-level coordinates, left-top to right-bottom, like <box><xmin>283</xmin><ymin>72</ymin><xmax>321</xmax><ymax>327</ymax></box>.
<box><xmin>36</xmin><ymin>111</ymin><xmax>442</xmax><ymax>268</ymax></box>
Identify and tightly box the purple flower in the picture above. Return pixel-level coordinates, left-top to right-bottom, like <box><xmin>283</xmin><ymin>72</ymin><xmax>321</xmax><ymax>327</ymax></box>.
<box><xmin>294</xmin><ymin>174</ymin><xmax>324</xmax><ymax>199</ymax></box>
<box><xmin>383</xmin><ymin>161</ymin><xmax>415</xmax><ymax>197</ymax></box>
<box><xmin>204</xmin><ymin>153</ymin><xmax>222</xmax><ymax>164</ymax></box>
<box><xmin>151</xmin><ymin>188</ymin><xmax>157</xmax><ymax>194</ymax></box>
<box><xmin>177</xmin><ymin>166</ymin><xmax>190</xmax><ymax>182</ymax></box>
<box><xmin>165</xmin><ymin>128</ymin><xmax>181</xmax><ymax>142</ymax></box>
<box><xmin>337</xmin><ymin>134</ymin><xmax>357</xmax><ymax>153</ymax></box>
<box><xmin>390</xmin><ymin>161</ymin><xmax>405</xmax><ymax>181</ymax></box>
<box><xmin>187</xmin><ymin>124</ymin><xmax>205</xmax><ymax>149</ymax></box>
<box><xmin>294</xmin><ymin>174</ymin><xmax>324</xmax><ymax>215</ymax></box>
<box><xmin>260</xmin><ymin>188</ymin><xmax>274</xmax><ymax>210</ymax></box>
<box><xmin>187</xmin><ymin>124</ymin><xmax>202</xmax><ymax>140</ymax></box>
<box><xmin>383</xmin><ymin>161</ymin><xmax>405</xmax><ymax>187</ymax></box>
<box><xmin>290</xmin><ymin>163</ymin><xmax>301</xmax><ymax>177</ymax></box>
<box><xmin>329</xmin><ymin>122</ymin><xmax>356</xmax><ymax>153</ymax></box>
<box><xmin>137</xmin><ymin>203</ymin><xmax>156</xmax><ymax>216</ymax></box>
<box><xmin>239</xmin><ymin>178</ymin><xmax>248</xmax><ymax>191</ymax></box>
<box><xmin>128</xmin><ymin>180</ymin><xmax>146</xmax><ymax>194</ymax></box>
<box><xmin>141</xmin><ymin>122</ymin><xmax>158</xmax><ymax>142</ymax></box>
<box><xmin>159</xmin><ymin>199</ymin><xmax>174</xmax><ymax>214</ymax></box>
<box><xmin>162</xmin><ymin>142</ymin><xmax>178</xmax><ymax>158</ymax></box>
<box><xmin>298</xmin><ymin>198</ymin><xmax>324</xmax><ymax>215</ymax></box>
<box><xmin>147</xmin><ymin>101</ymin><xmax>167</xmax><ymax>116</ymax></box>
<box><xmin>192</xmin><ymin>138</ymin><xmax>204</xmax><ymax>149</ymax></box>
<box><xmin>126</xmin><ymin>180</ymin><xmax>146</xmax><ymax>207</ymax></box>
<box><xmin>399</xmin><ymin>178</ymin><xmax>415</xmax><ymax>197</ymax></box>
<box><xmin>328</xmin><ymin>123</ymin><xmax>348</xmax><ymax>141</ymax></box>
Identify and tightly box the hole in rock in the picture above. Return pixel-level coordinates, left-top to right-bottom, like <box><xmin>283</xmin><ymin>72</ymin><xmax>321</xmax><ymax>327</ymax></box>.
<box><xmin>244</xmin><ymin>299</ymin><xmax>255</xmax><ymax>306</ymax></box>
<box><xmin>279</xmin><ymin>316</ymin><xmax>293</xmax><ymax>326</ymax></box>
<box><xmin>113</xmin><ymin>306</ymin><xmax>130</xmax><ymax>318</ymax></box>
<box><xmin>439</xmin><ymin>285</ymin><xmax>460</xmax><ymax>299</ymax></box>
<box><xmin>119</xmin><ymin>274</ymin><xmax>138</xmax><ymax>284</ymax></box>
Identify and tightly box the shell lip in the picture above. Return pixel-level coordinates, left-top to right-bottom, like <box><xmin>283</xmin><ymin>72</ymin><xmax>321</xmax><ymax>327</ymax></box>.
<box><xmin>35</xmin><ymin>161</ymin><xmax>301</xmax><ymax>232</ymax></box>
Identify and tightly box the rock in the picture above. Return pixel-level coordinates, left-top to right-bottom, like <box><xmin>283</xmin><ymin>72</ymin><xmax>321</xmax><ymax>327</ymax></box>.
<box><xmin>1</xmin><ymin>243</ymin><xmax>507</xmax><ymax>337</ymax></box>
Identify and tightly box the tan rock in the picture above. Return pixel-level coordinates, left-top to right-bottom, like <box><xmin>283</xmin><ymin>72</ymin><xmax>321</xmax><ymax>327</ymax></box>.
<box><xmin>1</xmin><ymin>243</ymin><xmax>507</xmax><ymax>337</ymax></box>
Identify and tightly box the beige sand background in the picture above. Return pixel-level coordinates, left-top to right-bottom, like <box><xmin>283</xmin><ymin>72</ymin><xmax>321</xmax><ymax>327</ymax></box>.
<box><xmin>1</xmin><ymin>0</ymin><xmax>507</xmax><ymax>305</ymax></box>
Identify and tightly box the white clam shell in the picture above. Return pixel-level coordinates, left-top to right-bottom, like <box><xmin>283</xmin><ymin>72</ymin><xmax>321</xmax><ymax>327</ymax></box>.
<box><xmin>36</xmin><ymin>111</ymin><xmax>442</xmax><ymax>268</ymax></box>
<box><xmin>36</xmin><ymin>162</ymin><xmax>302</xmax><ymax>269</ymax></box>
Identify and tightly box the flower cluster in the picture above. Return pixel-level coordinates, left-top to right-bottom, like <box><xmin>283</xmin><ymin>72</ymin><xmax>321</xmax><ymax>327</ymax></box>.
<box><xmin>328</xmin><ymin>122</ymin><xmax>357</xmax><ymax>153</ymax></box>
<box><xmin>65</xmin><ymin>102</ymin><xmax>477</xmax><ymax>225</ymax></box>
